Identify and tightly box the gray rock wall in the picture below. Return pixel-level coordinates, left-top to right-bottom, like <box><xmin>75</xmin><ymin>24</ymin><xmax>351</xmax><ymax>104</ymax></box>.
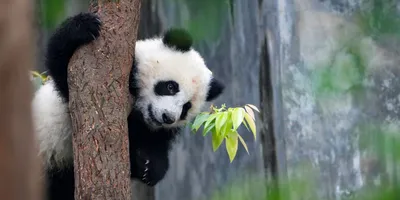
<box><xmin>265</xmin><ymin>0</ymin><xmax>400</xmax><ymax>199</ymax></box>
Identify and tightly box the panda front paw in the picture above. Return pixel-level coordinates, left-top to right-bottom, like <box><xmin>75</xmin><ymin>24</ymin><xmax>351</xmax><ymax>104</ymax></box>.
<box><xmin>131</xmin><ymin>149</ymin><xmax>169</xmax><ymax>186</ymax></box>
<box><xmin>66</xmin><ymin>12</ymin><xmax>102</xmax><ymax>45</ymax></box>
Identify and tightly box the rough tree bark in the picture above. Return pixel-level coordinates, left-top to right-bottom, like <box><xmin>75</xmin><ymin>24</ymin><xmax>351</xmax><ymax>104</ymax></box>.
<box><xmin>0</xmin><ymin>0</ymin><xmax>42</xmax><ymax>200</ymax></box>
<box><xmin>67</xmin><ymin>0</ymin><xmax>141</xmax><ymax>199</ymax></box>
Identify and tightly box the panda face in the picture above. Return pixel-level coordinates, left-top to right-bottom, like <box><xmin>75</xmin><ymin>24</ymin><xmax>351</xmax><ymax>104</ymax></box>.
<box><xmin>144</xmin><ymin>79</ymin><xmax>194</xmax><ymax>128</ymax></box>
<box><xmin>132</xmin><ymin>29</ymin><xmax>223</xmax><ymax>130</ymax></box>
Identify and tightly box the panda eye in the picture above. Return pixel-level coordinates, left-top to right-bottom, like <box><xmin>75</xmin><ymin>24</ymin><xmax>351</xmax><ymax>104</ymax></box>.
<box><xmin>154</xmin><ymin>80</ymin><xmax>179</xmax><ymax>96</ymax></box>
<box><xmin>167</xmin><ymin>83</ymin><xmax>174</xmax><ymax>92</ymax></box>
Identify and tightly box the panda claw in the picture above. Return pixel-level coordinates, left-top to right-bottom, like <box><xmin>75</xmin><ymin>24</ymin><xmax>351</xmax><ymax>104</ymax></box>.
<box><xmin>131</xmin><ymin>150</ymin><xmax>168</xmax><ymax>186</ymax></box>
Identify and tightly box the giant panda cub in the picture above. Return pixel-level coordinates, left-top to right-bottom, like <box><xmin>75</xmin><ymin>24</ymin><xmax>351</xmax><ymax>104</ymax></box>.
<box><xmin>32</xmin><ymin>12</ymin><xmax>224</xmax><ymax>200</ymax></box>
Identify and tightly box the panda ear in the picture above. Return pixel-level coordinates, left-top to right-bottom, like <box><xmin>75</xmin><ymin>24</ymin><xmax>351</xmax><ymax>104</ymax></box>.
<box><xmin>206</xmin><ymin>78</ymin><xmax>225</xmax><ymax>102</ymax></box>
<box><xmin>162</xmin><ymin>28</ymin><xmax>193</xmax><ymax>52</ymax></box>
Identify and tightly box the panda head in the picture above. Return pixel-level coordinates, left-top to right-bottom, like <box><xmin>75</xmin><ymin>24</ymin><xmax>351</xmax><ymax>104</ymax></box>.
<box><xmin>132</xmin><ymin>28</ymin><xmax>224</xmax><ymax>130</ymax></box>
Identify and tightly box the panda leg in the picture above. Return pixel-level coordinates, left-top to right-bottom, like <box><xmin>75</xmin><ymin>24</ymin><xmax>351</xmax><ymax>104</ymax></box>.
<box><xmin>130</xmin><ymin>148</ymin><xmax>170</xmax><ymax>186</ymax></box>
<box><xmin>46</xmin><ymin>166</ymin><xmax>75</xmax><ymax>200</ymax></box>
<box><xmin>45</xmin><ymin>12</ymin><xmax>102</xmax><ymax>101</ymax></box>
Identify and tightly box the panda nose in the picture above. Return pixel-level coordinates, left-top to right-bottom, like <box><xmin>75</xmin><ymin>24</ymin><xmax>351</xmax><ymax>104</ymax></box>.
<box><xmin>162</xmin><ymin>113</ymin><xmax>175</xmax><ymax>124</ymax></box>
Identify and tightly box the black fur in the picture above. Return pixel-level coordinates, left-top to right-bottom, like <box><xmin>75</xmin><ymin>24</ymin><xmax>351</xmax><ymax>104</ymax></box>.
<box><xmin>206</xmin><ymin>78</ymin><xmax>225</xmax><ymax>101</ymax></box>
<box><xmin>162</xmin><ymin>28</ymin><xmax>192</xmax><ymax>52</ymax></box>
<box><xmin>128</xmin><ymin>109</ymin><xmax>179</xmax><ymax>186</ymax></box>
<box><xmin>46</xmin><ymin>167</ymin><xmax>74</xmax><ymax>200</ymax></box>
<box><xmin>43</xmin><ymin>12</ymin><xmax>224</xmax><ymax>200</ymax></box>
<box><xmin>179</xmin><ymin>102</ymin><xmax>192</xmax><ymax>120</ymax></box>
<box><xmin>45</xmin><ymin>12</ymin><xmax>101</xmax><ymax>102</ymax></box>
<box><xmin>154</xmin><ymin>80</ymin><xmax>180</xmax><ymax>96</ymax></box>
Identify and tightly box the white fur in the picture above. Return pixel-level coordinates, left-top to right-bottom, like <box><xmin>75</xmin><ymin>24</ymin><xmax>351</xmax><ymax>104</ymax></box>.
<box><xmin>134</xmin><ymin>37</ymin><xmax>213</xmax><ymax>129</ymax></box>
<box><xmin>33</xmin><ymin>37</ymin><xmax>214</xmax><ymax>169</ymax></box>
<box><xmin>32</xmin><ymin>80</ymin><xmax>73</xmax><ymax>169</ymax></box>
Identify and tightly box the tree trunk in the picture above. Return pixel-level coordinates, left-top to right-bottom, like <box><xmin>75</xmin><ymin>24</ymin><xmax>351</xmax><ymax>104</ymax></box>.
<box><xmin>0</xmin><ymin>0</ymin><xmax>42</xmax><ymax>200</ymax></box>
<box><xmin>68</xmin><ymin>0</ymin><xmax>141</xmax><ymax>199</ymax></box>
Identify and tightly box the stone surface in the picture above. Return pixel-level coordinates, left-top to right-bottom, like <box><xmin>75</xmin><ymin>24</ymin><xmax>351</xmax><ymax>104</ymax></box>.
<box><xmin>269</xmin><ymin>0</ymin><xmax>400</xmax><ymax>199</ymax></box>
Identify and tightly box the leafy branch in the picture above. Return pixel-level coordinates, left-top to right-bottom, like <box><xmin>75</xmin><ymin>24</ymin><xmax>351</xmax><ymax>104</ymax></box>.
<box><xmin>190</xmin><ymin>104</ymin><xmax>260</xmax><ymax>162</ymax></box>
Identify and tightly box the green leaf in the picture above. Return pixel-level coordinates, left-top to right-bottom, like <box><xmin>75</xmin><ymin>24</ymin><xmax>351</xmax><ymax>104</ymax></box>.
<box><xmin>215</xmin><ymin>112</ymin><xmax>229</xmax><ymax>133</ymax></box>
<box><xmin>221</xmin><ymin>119</ymin><xmax>233</xmax><ymax>137</ymax></box>
<box><xmin>237</xmin><ymin>134</ymin><xmax>249</xmax><ymax>154</ymax></box>
<box><xmin>231</xmin><ymin>107</ymin><xmax>245</xmax><ymax>131</ymax></box>
<box><xmin>191</xmin><ymin>113</ymin><xmax>210</xmax><ymax>132</ymax></box>
<box><xmin>244</xmin><ymin>112</ymin><xmax>257</xmax><ymax>140</ymax></box>
<box><xmin>225</xmin><ymin>132</ymin><xmax>238</xmax><ymax>162</ymax></box>
<box><xmin>203</xmin><ymin>113</ymin><xmax>217</xmax><ymax>130</ymax></box>
<box><xmin>202</xmin><ymin>123</ymin><xmax>215</xmax><ymax>136</ymax></box>
<box><xmin>212</xmin><ymin>128</ymin><xmax>225</xmax><ymax>152</ymax></box>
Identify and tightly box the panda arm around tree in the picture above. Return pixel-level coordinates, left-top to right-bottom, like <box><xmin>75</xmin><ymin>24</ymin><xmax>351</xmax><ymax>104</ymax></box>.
<box><xmin>33</xmin><ymin>12</ymin><xmax>224</xmax><ymax>200</ymax></box>
<box><xmin>33</xmin><ymin>13</ymin><xmax>104</xmax><ymax>200</ymax></box>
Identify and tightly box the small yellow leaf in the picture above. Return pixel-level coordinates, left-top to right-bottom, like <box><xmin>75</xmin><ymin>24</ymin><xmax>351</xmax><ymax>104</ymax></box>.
<box><xmin>31</xmin><ymin>71</ymin><xmax>47</xmax><ymax>82</ymax></box>
<box><xmin>244</xmin><ymin>105</ymin><xmax>255</xmax><ymax>120</ymax></box>
<box><xmin>242</xmin><ymin>118</ymin><xmax>250</xmax><ymax>132</ymax></box>
<box><xmin>237</xmin><ymin>134</ymin><xmax>249</xmax><ymax>154</ymax></box>
<box><xmin>244</xmin><ymin>112</ymin><xmax>257</xmax><ymax>140</ymax></box>
<box><xmin>31</xmin><ymin>71</ymin><xmax>42</xmax><ymax>77</ymax></box>
<box><xmin>246</xmin><ymin>104</ymin><xmax>260</xmax><ymax>112</ymax></box>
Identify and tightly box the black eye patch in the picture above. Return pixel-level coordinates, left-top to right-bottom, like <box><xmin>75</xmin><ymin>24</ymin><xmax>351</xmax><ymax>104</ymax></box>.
<box><xmin>179</xmin><ymin>101</ymin><xmax>192</xmax><ymax>120</ymax></box>
<box><xmin>154</xmin><ymin>80</ymin><xmax>179</xmax><ymax>96</ymax></box>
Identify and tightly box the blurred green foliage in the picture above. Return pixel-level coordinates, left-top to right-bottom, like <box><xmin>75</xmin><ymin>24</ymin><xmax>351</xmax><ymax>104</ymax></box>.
<box><xmin>356</xmin><ymin>0</ymin><xmax>400</xmax><ymax>38</ymax></box>
<box><xmin>176</xmin><ymin>0</ymin><xmax>233</xmax><ymax>42</ymax></box>
<box><xmin>358</xmin><ymin>123</ymin><xmax>400</xmax><ymax>163</ymax></box>
<box><xmin>311</xmin><ymin>38</ymin><xmax>367</xmax><ymax>98</ymax></box>
<box><xmin>40</xmin><ymin>0</ymin><xmax>65</xmax><ymax>29</ymax></box>
<box><xmin>312</xmin><ymin>0</ymin><xmax>400</xmax><ymax>98</ymax></box>
<box><xmin>38</xmin><ymin>0</ymin><xmax>232</xmax><ymax>41</ymax></box>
